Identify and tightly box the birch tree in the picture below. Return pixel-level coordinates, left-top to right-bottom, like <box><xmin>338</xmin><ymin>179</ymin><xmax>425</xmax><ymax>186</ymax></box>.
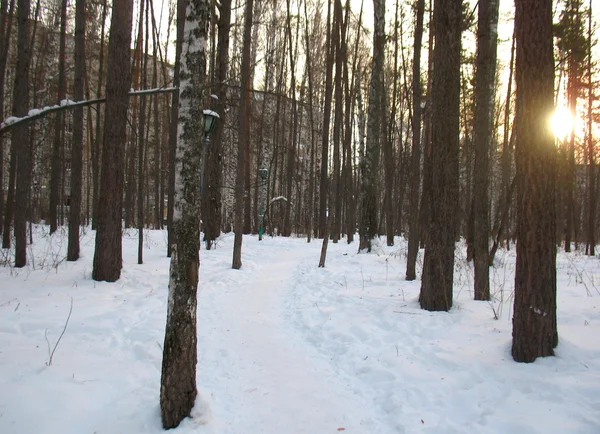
<box><xmin>160</xmin><ymin>0</ymin><xmax>210</xmax><ymax>427</ymax></box>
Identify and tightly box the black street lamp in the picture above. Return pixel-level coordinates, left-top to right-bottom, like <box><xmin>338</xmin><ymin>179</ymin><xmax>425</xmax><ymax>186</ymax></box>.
<box><xmin>200</xmin><ymin>109</ymin><xmax>219</xmax><ymax>193</ymax></box>
<box><xmin>258</xmin><ymin>168</ymin><xmax>268</xmax><ymax>240</ymax></box>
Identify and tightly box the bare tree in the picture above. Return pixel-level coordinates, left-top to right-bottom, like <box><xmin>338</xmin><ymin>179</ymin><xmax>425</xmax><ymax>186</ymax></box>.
<box><xmin>419</xmin><ymin>0</ymin><xmax>462</xmax><ymax>311</ymax></box>
<box><xmin>167</xmin><ymin>0</ymin><xmax>187</xmax><ymax>256</ymax></box>
<box><xmin>92</xmin><ymin>0</ymin><xmax>134</xmax><ymax>282</ymax></box>
<box><xmin>406</xmin><ymin>0</ymin><xmax>425</xmax><ymax>280</ymax></box>
<box><xmin>472</xmin><ymin>0</ymin><xmax>499</xmax><ymax>300</ymax></box>
<box><xmin>512</xmin><ymin>0</ymin><xmax>558</xmax><ymax>363</ymax></box>
<box><xmin>232</xmin><ymin>0</ymin><xmax>253</xmax><ymax>269</ymax></box>
<box><xmin>67</xmin><ymin>0</ymin><xmax>86</xmax><ymax>261</ymax></box>
<box><xmin>48</xmin><ymin>0</ymin><xmax>68</xmax><ymax>235</ymax></box>
<box><xmin>160</xmin><ymin>0</ymin><xmax>210</xmax><ymax>427</ymax></box>
<box><xmin>358</xmin><ymin>0</ymin><xmax>385</xmax><ymax>252</ymax></box>
<box><xmin>13</xmin><ymin>0</ymin><xmax>32</xmax><ymax>267</ymax></box>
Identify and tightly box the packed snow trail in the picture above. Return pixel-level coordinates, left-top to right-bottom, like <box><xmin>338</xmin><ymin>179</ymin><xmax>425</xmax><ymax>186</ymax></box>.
<box><xmin>197</xmin><ymin>237</ymin><xmax>392</xmax><ymax>433</ymax></box>
<box><xmin>1</xmin><ymin>229</ymin><xmax>599</xmax><ymax>433</ymax></box>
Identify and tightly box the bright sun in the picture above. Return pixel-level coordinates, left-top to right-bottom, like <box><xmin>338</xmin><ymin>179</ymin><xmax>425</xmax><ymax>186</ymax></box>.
<box><xmin>550</xmin><ymin>106</ymin><xmax>575</xmax><ymax>141</ymax></box>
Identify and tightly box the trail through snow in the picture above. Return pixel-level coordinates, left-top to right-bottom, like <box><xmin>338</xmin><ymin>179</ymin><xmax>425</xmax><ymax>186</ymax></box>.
<box><xmin>1</xmin><ymin>228</ymin><xmax>599</xmax><ymax>433</ymax></box>
<box><xmin>197</xmin><ymin>239</ymin><xmax>388</xmax><ymax>433</ymax></box>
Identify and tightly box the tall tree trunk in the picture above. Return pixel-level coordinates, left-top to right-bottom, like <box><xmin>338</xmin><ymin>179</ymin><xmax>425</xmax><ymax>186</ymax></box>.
<box><xmin>512</xmin><ymin>0</ymin><xmax>558</xmax><ymax>363</ymax></box>
<box><xmin>472</xmin><ymin>0</ymin><xmax>499</xmax><ymax>300</ymax></box>
<box><xmin>232</xmin><ymin>0</ymin><xmax>253</xmax><ymax>269</ymax></box>
<box><xmin>318</xmin><ymin>0</ymin><xmax>334</xmax><ymax>239</ymax></box>
<box><xmin>49</xmin><ymin>0</ymin><xmax>68</xmax><ymax>234</ymax></box>
<box><xmin>203</xmin><ymin>0</ymin><xmax>230</xmax><ymax>249</ymax></box>
<box><xmin>160</xmin><ymin>0</ymin><xmax>209</xmax><ymax>427</ymax></box>
<box><xmin>13</xmin><ymin>0</ymin><xmax>32</xmax><ymax>267</ymax></box>
<box><xmin>419</xmin><ymin>0</ymin><xmax>462</xmax><ymax>311</ymax></box>
<box><xmin>586</xmin><ymin>0</ymin><xmax>595</xmax><ymax>256</ymax></box>
<box><xmin>167</xmin><ymin>0</ymin><xmax>187</xmax><ymax>256</ymax></box>
<box><xmin>282</xmin><ymin>0</ymin><xmax>299</xmax><ymax>237</ymax></box>
<box><xmin>495</xmin><ymin>27</ymin><xmax>516</xmax><ymax>255</ymax></box>
<box><xmin>330</xmin><ymin>0</ymin><xmax>343</xmax><ymax>242</ymax></box>
<box><xmin>92</xmin><ymin>0</ymin><xmax>107</xmax><ymax>230</ymax></box>
<box><xmin>92</xmin><ymin>0</ymin><xmax>134</xmax><ymax>282</ymax></box>
<box><xmin>303</xmin><ymin>0</ymin><xmax>318</xmax><ymax>243</ymax></box>
<box><xmin>67</xmin><ymin>0</ymin><xmax>86</xmax><ymax>261</ymax></box>
<box><xmin>343</xmin><ymin>0</ymin><xmax>362</xmax><ymax>244</ymax></box>
<box><xmin>406</xmin><ymin>0</ymin><xmax>425</xmax><ymax>280</ymax></box>
<box><xmin>0</xmin><ymin>0</ymin><xmax>14</xmax><ymax>236</ymax></box>
<box><xmin>359</xmin><ymin>0</ymin><xmax>385</xmax><ymax>252</ymax></box>
<box><xmin>138</xmin><ymin>0</ymin><xmax>149</xmax><ymax>264</ymax></box>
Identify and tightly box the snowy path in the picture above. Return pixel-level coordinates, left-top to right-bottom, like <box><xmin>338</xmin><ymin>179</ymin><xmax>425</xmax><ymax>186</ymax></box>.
<box><xmin>197</xmin><ymin>238</ymin><xmax>390</xmax><ymax>433</ymax></box>
<box><xmin>1</xmin><ymin>229</ymin><xmax>599</xmax><ymax>434</ymax></box>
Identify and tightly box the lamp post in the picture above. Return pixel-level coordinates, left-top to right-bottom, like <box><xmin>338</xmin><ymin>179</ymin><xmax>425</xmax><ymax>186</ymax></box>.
<box><xmin>258</xmin><ymin>168</ymin><xmax>268</xmax><ymax>240</ymax></box>
<box><xmin>200</xmin><ymin>109</ymin><xmax>220</xmax><ymax>193</ymax></box>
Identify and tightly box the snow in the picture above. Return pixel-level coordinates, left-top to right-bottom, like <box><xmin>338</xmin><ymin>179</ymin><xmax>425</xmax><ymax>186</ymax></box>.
<box><xmin>202</xmin><ymin>109</ymin><xmax>220</xmax><ymax>118</ymax></box>
<box><xmin>0</xmin><ymin>227</ymin><xmax>599</xmax><ymax>433</ymax></box>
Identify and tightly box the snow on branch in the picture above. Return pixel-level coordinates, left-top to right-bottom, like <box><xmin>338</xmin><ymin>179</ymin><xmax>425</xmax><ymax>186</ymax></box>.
<box><xmin>0</xmin><ymin>87</ymin><xmax>178</xmax><ymax>136</ymax></box>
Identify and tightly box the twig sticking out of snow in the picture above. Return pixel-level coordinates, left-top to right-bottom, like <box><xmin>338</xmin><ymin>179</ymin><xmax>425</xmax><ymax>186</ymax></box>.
<box><xmin>45</xmin><ymin>297</ymin><xmax>74</xmax><ymax>366</ymax></box>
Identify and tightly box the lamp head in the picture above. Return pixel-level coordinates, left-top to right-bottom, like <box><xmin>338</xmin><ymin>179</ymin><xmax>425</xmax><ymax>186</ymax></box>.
<box><xmin>203</xmin><ymin>109</ymin><xmax>220</xmax><ymax>137</ymax></box>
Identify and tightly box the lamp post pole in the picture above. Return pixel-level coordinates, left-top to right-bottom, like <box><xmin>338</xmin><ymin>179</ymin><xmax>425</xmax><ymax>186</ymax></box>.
<box><xmin>200</xmin><ymin>109</ymin><xmax>219</xmax><ymax>194</ymax></box>
<box><xmin>258</xmin><ymin>168</ymin><xmax>268</xmax><ymax>240</ymax></box>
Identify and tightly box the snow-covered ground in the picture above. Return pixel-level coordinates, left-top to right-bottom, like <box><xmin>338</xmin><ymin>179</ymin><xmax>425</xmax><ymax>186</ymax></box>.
<box><xmin>0</xmin><ymin>227</ymin><xmax>599</xmax><ymax>433</ymax></box>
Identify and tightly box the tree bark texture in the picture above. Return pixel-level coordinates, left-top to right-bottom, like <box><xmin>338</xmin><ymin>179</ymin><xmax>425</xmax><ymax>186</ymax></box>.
<box><xmin>160</xmin><ymin>0</ymin><xmax>210</xmax><ymax>428</ymax></box>
<box><xmin>359</xmin><ymin>0</ymin><xmax>385</xmax><ymax>252</ymax></box>
<box><xmin>92</xmin><ymin>0</ymin><xmax>134</xmax><ymax>282</ymax></box>
<box><xmin>232</xmin><ymin>0</ymin><xmax>253</xmax><ymax>269</ymax></box>
<box><xmin>419</xmin><ymin>0</ymin><xmax>462</xmax><ymax>311</ymax></box>
<box><xmin>512</xmin><ymin>0</ymin><xmax>558</xmax><ymax>363</ymax></box>
<box><xmin>13</xmin><ymin>0</ymin><xmax>32</xmax><ymax>267</ymax></box>
<box><xmin>0</xmin><ymin>0</ymin><xmax>14</xmax><ymax>236</ymax></box>
<box><xmin>472</xmin><ymin>0</ymin><xmax>499</xmax><ymax>300</ymax></box>
<box><xmin>167</xmin><ymin>0</ymin><xmax>187</xmax><ymax>257</ymax></box>
<box><xmin>203</xmin><ymin>0</ymin><xmax>230</xmax><ymax>249</ymax></box>
<box><xmin>318</xmin><ymin>0</ymin><xmax>334</xmax><ymax>239</ymax></box>
<box><xmin>406</xmin><ymin>0</ymin><xmax>425</xmax><ymax>280</ymax></box>
<box><xmin>67</xmin><ymin>0</ymin><xmax>86</xmax><ymax>261</ymax></box>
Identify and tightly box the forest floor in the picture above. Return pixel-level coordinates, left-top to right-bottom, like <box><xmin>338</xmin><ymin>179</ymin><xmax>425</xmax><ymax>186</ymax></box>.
<box><xmin>0</xmin><ymin>227</ymin><xmax>599</xmax><ymax>433</ymax></box>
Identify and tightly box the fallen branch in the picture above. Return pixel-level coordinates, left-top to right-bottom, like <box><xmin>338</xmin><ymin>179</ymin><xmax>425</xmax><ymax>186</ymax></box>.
<box><xmin>45</xmin><ymin>297</ymin><xmax>74</xmax><ymax>366</ymax></box>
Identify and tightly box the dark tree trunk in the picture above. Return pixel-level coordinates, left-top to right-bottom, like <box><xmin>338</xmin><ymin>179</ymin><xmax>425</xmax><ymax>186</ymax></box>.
<box><xmin>586</xmin><ymin>0</ymin><xmax>595</xmax><ymax>256</ymax></box>
<box><xmin>232</xmin><ymin>0</ymin><xmax>253</xmax><ymax>269</ymax></box>
<box><xmin>0</xmin><ymin>0</ymin><xmax>14</xmax><ymax>236</ymax></box>
<box><xmin>330</xmin><ymin>0</ymin><xmax>342</xmax><ymax>243</ymax></box>
<box><xmin>92</xmin><ymin>0</ymin><xmax>107</xmax><ymax>231</ymax></box>
<box><xmin>138</xmin><ymin>0</ymin><xmax>148</xmax><ymax>265</ymax></box>
<box><xmin>282</xmin><ymin>0</ymin><xmax>299</xmax><ymax>238</ymax></box>
<box><xmin>406</xmin><ymin>0</ymin><xmax>425</xmax><ymax>280</ymax></box>
<box><xmin>318</xmin><ymin>0</ymin><xmax>334</xmax><ymax>239</ymax></box>
<box><xmin>67</xmin><ymin>0</ymin><xmax>86</xmax><ymax>261</ymax></box>
<box><xmin>512</xmin><ymin>0</ymin><xmax>558</xmax><ymax>363</ymax></box>
<box><xmin>160</xmin><ymin>0</ymin><xmax>210</xmax><ymax>427</ymax></box>
<box><xmin>167</xmin><ymin>0</ymin><xmax>187</xmax><ymax>256</ymax></box>
<box><xmin>419</xmin><ymin>0</ymin><xmax>462</xmax><ymax>311</ymax></box>
<box><xmin>303</xmin><ymin>0</ymin><xmax>317</xmax><ymax>243</ymax></box>
<box><xmin>359</xmin><ymin>0</ymin><xmax>385</xmax><ymax>252</ymax></box>
<box><xmin>13</xmin><ymin>0</ymin><xmax>32</xmax><ymax>267</ymax></box>
<box><xmin>472</xmin><ymin>0</ymin><xmax>499</xmax><ymax>300</ymax></box>
<box><xmin>49</xmin><ymin>0</ymin><xmax>68</xmax><ymax>234</ymax></box>
<box><xmin>92</xmin><ymin>0</ymin><xmax>134</xmax><ymax>282</ymax></box>
<box><xmin>203</xmin><ymin>0</ymin><xmax>230</xmax><ymax>249</ymax></box>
